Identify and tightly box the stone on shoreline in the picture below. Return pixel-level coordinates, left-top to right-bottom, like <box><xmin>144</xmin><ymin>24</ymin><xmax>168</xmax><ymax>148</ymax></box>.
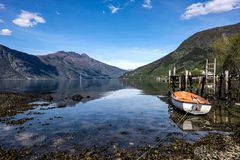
<box><xmin>72</xmin><ymin>94</ymin><xmax>84</xmax><ymax>101</ymax></box>
<box><xmin>0</xmin><ymin>92</ymin><xmax>34</xmax><ymax>117</ymax></box>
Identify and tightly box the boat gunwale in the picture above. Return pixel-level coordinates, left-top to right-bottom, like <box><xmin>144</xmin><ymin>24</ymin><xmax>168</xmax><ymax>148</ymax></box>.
<box><xmin>171</xmin><ymin>94</ymin><xmax>210</xmax><ymax>105</ymax></box>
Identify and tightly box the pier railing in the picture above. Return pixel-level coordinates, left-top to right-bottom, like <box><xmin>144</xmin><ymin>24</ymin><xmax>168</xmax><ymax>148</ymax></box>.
<box><xmin>168</xmin><ymin>73</ymin><xmax>240</xmax><ymax>101</ymax></box>
<box><xmin>167</xmin><ymin>58</ymin><xmax>240</xmax><ymax>102</ymax></box>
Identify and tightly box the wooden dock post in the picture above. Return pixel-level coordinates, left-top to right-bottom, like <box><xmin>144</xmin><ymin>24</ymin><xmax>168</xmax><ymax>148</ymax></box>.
<box><xmin>188</xmin><ymin>74</ymin><xmax>193</xmax><ymax>92</ymax></box>
<box><xmin>228</xmin><ymin>76</ymin><xmax>232</xmax><ymax>91</ymax></box>
<box><xmin>225</xmin><ymin>70</ymin><xmax>229</xmax><ymax>95</ymax></box>
<box><xmin>173</xmin><ymin>67</ymin><xmax>176</xmax><ymax>76</ymax></box>
<box><xmin>206</xmin><ymin>59</ymin><xmax>208</xmax><ymax>78</ymax></box>
<box><xmin>197</xmin><ymin>76</ymin><xmax>202</xmax><ymax>95</ymax></box>
<box><xmin>169</xmin><ymin>70</ymin><xmax>171</xmax><ymax>84</ymax></box>
<box><xmin>169</xmin><ymin>75</ymin><xmax>177</xmax><ymax>92</ymax></box>
<box><xmin>185</xmin><ymin>70</ymin><xmax>188</xmax><ymax>90</ymax></box>
<box><xmin>219</xmin><ymin>74</ymin><xmax>224</xmax><ymax>99</ymax></box>
<box><xmin>201</xmin><ymin>77</ymin><xmax>206</xmax><ymax>97</ymax></box>
<box><xmin>214</xmin><ymin>58</ymin><xmax>217</xmax><ymax>92</ymax></box>
<box><xmin>228</xmin><ymin>75</ymin><xmax>232</xmax><ymax>99</ymax></box>
<box><xmin>181</xmin><ymin>75</ymin><xmax>186</xmax><ymax>91</ymax></box>
<box><xmin>238</xmin><ymin>76</ymin><xmax>240</xmax><ymax>101</ymax></box>
<box><xmin>179</xmin><ymin>76</ymin><xmax>181</xmax><ymax>90</ymax></box>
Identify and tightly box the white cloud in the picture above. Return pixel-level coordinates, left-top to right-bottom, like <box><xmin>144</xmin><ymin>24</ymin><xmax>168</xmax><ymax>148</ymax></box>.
<box><xmin>0</xmin><ymin>19</ymin><xmax>4</xmax><ymax>23</ymax></box>
<box><xmin>56</xmin><ymin>11</ymin><xmax>60</xmax><ymax>15</ymax></box>
<box><xmin>181</xmin><ymin>0</ymin><xmax>240</xmax><ymax>20</ymax></box>
<box><xmin>108</xmin><ymin>4</ymin><xmax>121</xmax><ymax>14</ymax></box>
<box><xmin>0</xmin><ymin>3</ymin><xmax>5</xmax><ymax>10</ymax></box>
<box><xmin>13</xmin><ymin>10</ymin><xmax>46</xmax><ymax>27</ymax></box>
<box><xmin>105</xmin><ymin>59</ymin><xmax>147</xmax><ymax>70</ymax></box>
<box><xmin>104</xmin><ymin>0</ymin><xmax>135</xmax><ymax>13</ymax></box>
<box><xmin>142</xmin><ymin>0</ymin><xmax>152</xmax><ymax>9</ymax></box>
<box><xmin>0</xmin><ymin>28</ymin><xmax>12</xmax><ymax>36</ymax></box>
<box><xmin>124</xmin><ymin>0</ymin><xmax>135</xmax><ymax>6</ymax></box>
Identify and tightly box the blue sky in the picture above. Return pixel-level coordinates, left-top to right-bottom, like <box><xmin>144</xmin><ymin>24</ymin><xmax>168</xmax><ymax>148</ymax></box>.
<box><xmin>0</xmin><ymin>0</ymin><xmax>240</xmax><ymax>69</ymax></box>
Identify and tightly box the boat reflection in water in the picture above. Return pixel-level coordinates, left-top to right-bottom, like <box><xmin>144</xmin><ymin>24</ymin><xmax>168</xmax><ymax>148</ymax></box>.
<box><xmin>169</xmin><ymin>104</ymin><xmax>240</xmax><ymax>131</ymax></box>
<box><xmin>169</xmin><ymin>107</ymin><xmax>211</xmax><ymax>131</ymax></box>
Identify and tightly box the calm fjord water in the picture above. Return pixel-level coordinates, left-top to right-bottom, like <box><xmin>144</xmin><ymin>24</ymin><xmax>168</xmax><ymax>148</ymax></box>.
<box><xmin>0</xmin><ymin>80</ymin><xmax>239</xmax><ymax>154</ymax></box>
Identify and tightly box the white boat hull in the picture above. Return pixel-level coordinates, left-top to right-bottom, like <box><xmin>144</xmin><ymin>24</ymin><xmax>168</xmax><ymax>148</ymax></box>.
<box><xmin>171</xmin><ymin>97</ymin><xmax>212</xmax><ymax>115</ymax></box>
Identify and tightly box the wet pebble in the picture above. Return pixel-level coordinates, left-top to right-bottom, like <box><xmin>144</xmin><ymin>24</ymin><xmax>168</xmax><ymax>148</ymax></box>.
<box><xmin>72</xmin><ymin>94</ymin><xmax>84</xmax><ymax>101</ymax></box>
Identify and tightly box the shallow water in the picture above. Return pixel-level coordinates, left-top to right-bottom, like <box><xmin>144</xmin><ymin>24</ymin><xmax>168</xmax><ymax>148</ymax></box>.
<box><xmin>0</xmin><ymin>79</ymin><xmax>240</xmax><ymax>155</ymax></box>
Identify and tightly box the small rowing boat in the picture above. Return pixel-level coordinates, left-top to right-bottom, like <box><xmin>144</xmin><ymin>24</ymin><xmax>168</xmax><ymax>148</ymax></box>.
<box><xmin>171</xmin><ymin>91</ymin><xmax>212</xmax><ymax>115</ymax></box>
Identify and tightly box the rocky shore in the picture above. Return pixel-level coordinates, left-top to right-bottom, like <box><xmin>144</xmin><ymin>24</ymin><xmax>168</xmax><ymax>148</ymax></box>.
<box><xmin>0</xmin><ymin>131</ymin><xmax>240</xmax><ymax>160</ymax></box>
<box><xmin>0</xmin><ymin>92</ymin><xmax>35</xmax><ymax>118</ymax></box>
<box><xmin>0</xmin><ymin>92</ymin><xmax>91</xmax><ymax>118</ymax></box>
<box><xmin>0</xmin><ymin>92</ymin><xmax>240</xmax><ymax>159</ymax></box>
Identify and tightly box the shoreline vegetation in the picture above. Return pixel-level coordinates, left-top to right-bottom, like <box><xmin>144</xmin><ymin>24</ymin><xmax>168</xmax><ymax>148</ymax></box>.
<box><xmin>1</xmin><ymin>91</ymin><xmax>240</xmax><ymax>159</ymax></box>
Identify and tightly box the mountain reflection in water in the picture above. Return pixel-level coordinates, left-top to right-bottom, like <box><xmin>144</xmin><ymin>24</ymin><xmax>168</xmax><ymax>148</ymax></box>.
<box><xmin>0</xmin><ymin>79</ymin><xmax>126</xmax><ymax>102</ymax></box>
<box><xmin>0</xmin><ymin>79</ymin><xmax>239</xmax><ymax>156</ymax></box>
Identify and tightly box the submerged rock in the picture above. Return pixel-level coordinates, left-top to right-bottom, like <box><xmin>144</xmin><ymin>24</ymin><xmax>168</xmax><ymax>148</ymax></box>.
<box><xmin>43</xmin><ymin>95</ymin><xmax>54</xmax><ymax>101</ymax></box>
<box><xmin>57</xmin><ymin>102</ymin><xmax>67</xmax><ymax>108</ymax></box>
<box><xmin>4</xmin><ymin>118</ymin><xmax>33</xmax><ymax>125</ymax></box>
<box><xmin>0</xmin><ymin>146</ymin><xmax>32</xmax><ymax>160</ymax></box>
<box><xmin>0</xmin><ymin>92</ymin><xmax>35</xmax><ymax>118</ymax></box>
<box><xmin>72</xmin><ymin>94</ymin><xmax>84</xmax><ymax>101</ymax></box>
<box><xmin>0</xmin><ymin>132</ymin><xmax>240</xmax><ymax>159</ymax></box>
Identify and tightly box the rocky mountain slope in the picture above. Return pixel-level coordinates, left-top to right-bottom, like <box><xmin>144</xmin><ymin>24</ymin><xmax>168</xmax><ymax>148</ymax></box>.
<box><xmin>0</xmin><ymin>45</ymin><xmax>125</xmax><ymax>80</ymax></box>
<box><xmin>0</xmin><ymin>45</ymin><xmax>58</xmax><ymax>79</ymax></box>
<box><xmin>39</xmin><ymin>51</ymin><xmax>125</xmax><ymax>79</ymax></box>
<box><xmin>123</xmin><ymin>23</ymin><xmax>240</xmax><ymax>78</ymax></box>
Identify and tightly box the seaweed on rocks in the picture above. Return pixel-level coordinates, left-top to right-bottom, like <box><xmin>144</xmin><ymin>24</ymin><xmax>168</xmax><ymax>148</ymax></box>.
<box><xmin>0</xmin><ymin>92</ymin><xmax>35</xmax><ymax>117</ymax></box>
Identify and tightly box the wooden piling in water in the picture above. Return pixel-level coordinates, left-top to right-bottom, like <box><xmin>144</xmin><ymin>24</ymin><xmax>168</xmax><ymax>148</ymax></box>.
<box><xmin>228</xmin><ymin>76</ymin><xmax>232</xmax><ymax>99</ymax></box>
<box><xmin>170</xmin><ymin>76</ymin><xmax>179</xmax><ymax>92</ymax></box>
<box><xmin>214</xmin><ymin>58</ymin><xmax>217</xmax><ymax>92</ymax></box>
<box><xmin>166</xmin><ymin>62</ymin><xmax>239</xmax><ymax>101</ymax></box>
<box><xmin>206</xmin><ymin>59</ymin><xmax>208</xmax><ymax>78</ymax></box>
<box><xmin>238</xmin><ymin>76</ymin><xmax>240</xmax><ymax>101</ymax></box>
<box><xmin>201</xmin><ymin>77</ymin><xmax>206</xmax><ymax>97</ymax></box>
<box><xmin>225</xmin><ymin>70</ymin><xmax>229</xmax><ymax>95</ymax></box>
<box><xmin>219</xmin><ymin>74</ymin><xmax>224</xmax><ymax>99</ymax></box>
<box><xmin>168</xmin><ymin>70</ymin><xmax>171</xmax><ymax>84</ymax></box>
<box><xmin>178</xmin><ymin>76</ymin><xmax>181</xmax><ymax>90</ymax></box>
<box><xmin>181</xmin><ymin>75</ymin><xmax>186</xmax><ymax>91</ymax></box>
<box><xmin>228</xmin><ymin>76</ymin><xmax>232</xmax><ymax>91</ymax></box>
<box><xmin>188</xmin><ymin>75</ymin><xmax>193</xmax><ymax>92</ymax></box>
<box><xmin>172</xmin><ymin>76</ymin><xmax>176</xmax><ymax>92</ymax></box>
<box><xmin>185</xmin><ymin>70</ymin><xmax>188</xmax><ymax>90</ymax></box>
<box><xmin>173</xmin><ymin>67</ymin><xmax>176</xmax><ymax>76</ymax></box>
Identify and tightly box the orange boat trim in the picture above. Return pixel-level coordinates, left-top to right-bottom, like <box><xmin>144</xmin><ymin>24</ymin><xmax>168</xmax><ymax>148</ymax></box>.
<box><xmin>172</xmin><ymin>91</ymin><xmax>209</xmax><ymax>104</ymax></box>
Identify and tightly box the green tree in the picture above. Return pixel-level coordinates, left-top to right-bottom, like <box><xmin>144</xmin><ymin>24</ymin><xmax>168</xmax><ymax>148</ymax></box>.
<box><xmin>212</xmin><ymin>32</ymin><xmax>240</xmax><ymax>75</ymax></box>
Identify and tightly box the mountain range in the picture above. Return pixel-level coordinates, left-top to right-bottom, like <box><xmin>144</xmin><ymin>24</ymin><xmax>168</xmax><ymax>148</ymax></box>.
<box><xmin>123</xmin><ymin>23</ymin><xmax>240</xmax><ymax>78</ymax></box>
<box><xmin>1</xmin><ymin>23</ymin><xmax>239</xmax><ymax>80</ymax></box>
<box><xmin>0</xmin><ymin>45</ymin><xmax>126</xmax><ymax>80</ymax></box>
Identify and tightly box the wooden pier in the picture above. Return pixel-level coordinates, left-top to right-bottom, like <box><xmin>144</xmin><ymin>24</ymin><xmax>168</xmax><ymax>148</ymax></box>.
<box><xmin>168</xmin><ymin>58</ymin><xmax>240</xmax><ymax>102</ymax></box>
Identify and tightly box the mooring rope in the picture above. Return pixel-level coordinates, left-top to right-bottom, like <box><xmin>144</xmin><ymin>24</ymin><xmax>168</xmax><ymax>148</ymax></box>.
<box><xmin>136</xmin><ymin>109</ymin><xmax>190</xmax><ymax>160</ymax></box>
